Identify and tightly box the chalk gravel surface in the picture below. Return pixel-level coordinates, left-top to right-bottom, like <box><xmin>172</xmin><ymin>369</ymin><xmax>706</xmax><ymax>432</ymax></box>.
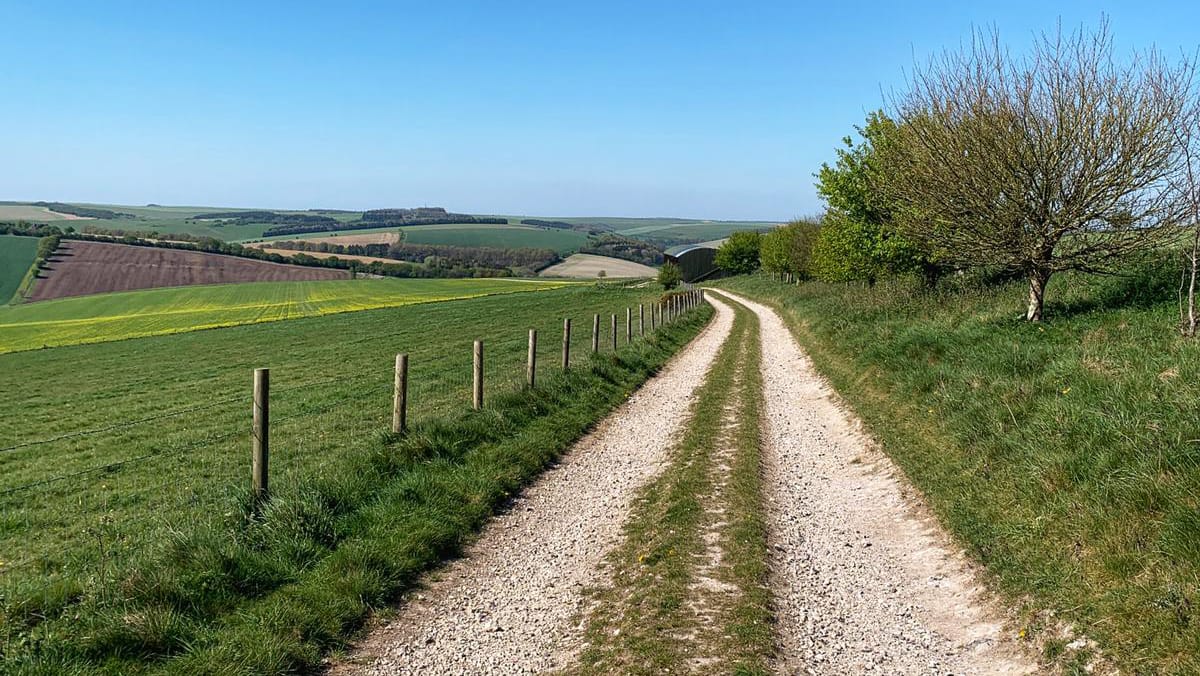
<box><xmin>331</xmin><ymin>297</ymin><xmax>737</xmax><ymax>675</ymax></box>
<box><xmin>723</xmin><ymin>291</ymin><xmax>1036</xmax><ymax>675</ymax></box>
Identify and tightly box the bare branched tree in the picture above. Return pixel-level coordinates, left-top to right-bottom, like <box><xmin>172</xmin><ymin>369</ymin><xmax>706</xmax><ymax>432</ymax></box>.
<box><xmin>887</xmin><ymin>20</ymin><xmax>1191</xmax><ymax>320</ymax></box>
<box><xmin>1172</xmin><ymin>76</ymin><xmax>1200</xmax><ymax>336</ymax></box>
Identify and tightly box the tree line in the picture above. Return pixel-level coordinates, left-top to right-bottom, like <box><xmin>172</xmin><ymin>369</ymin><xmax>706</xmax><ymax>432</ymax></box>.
<box><xmin>192</xmin><ymin>211</ymin><xmax>340</xmax><ymax>227</ymax></box>
<box><xmin>33</xmin><ymin>202</ymin><xmax>135</xmax><ymax>220</ymax></box>
<box><xmin>267</xmin><ymin>239</ymin><xmax>560</xmax><ymax>273</ymax></box>
<box><xmin>716</xmin><ymin>21</ymin><xmax>1200</xmax><ymax>331</ymax></box>
<box><xmin>0</xmin><ymin>222</ymin><xmax>519</xmax><ymax>280</ymax></box>
<box><xmin>519</xmin><ymin>219</ymin><xmax>611</xmax><ymax>235</ymax></box>
<box><xmin>579</xmin><ymin>233</ymin><xmax>664</xmax><ymax>266</ymax></box>
<box><xmin>263</xmin><ymin>213</ymin><xmax>507</xmax><ymax>237</ymax></box>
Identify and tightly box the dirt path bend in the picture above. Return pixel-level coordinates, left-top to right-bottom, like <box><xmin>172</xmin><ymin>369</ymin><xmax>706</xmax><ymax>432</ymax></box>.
<box><xmin>720</xmin><ymin>291</ymin><xmax>1036</xmax><ymax>675</ymax></box>
<box><xmin>331</xmin><ymin>296</ymin><xmax>736</xmax><ymax>675</ymax></box>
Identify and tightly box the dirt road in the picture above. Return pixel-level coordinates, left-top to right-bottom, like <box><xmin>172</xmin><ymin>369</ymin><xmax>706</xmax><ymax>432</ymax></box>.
<box><xmin>724</xmin><ymin>290</ymin><xmax>1034</xmax><ymax>674</ymax></box>
<box><xmin>332</xmin><ymin>291</ymin><xmax>1035</xmax><ymax>674</ymax></box>
<box><xmin>331</xmin><ymin>296</ymin><xmax>737</xmax><ymax>674</ymax></box>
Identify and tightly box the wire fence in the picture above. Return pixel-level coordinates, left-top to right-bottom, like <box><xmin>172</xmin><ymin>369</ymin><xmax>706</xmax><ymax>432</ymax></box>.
<box><xmin>0</xmin><ymin>288</ymin><xmax>707</xmax><ymax>604</ymax></box>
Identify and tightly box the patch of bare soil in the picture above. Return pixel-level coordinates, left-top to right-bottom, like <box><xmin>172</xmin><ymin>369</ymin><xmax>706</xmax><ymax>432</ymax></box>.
<box><xmin>29</xmin><ymin>240</ymin><xmax>346</xmax><ymax>301</ymax></box>
<box><xmin>539</xmin><ymin>253</ymin><xmax>658</xmax><ymax>279</ymax></box>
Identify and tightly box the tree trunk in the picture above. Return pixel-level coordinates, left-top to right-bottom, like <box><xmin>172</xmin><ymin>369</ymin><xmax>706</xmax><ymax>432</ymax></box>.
<box><xmin>1186</xmin><ymin>241</ymin><xmax>1198</xmax><ymax>337</ymax></box>
<box><xmin>920</xmin><ymin>261</ymin><xmax>942</xmax><ymax>289</ymax></box>
<box><xmin>1026</xmin><ymin>269</ymin><xmax>1051</xmax><ymax>321</ymax></box>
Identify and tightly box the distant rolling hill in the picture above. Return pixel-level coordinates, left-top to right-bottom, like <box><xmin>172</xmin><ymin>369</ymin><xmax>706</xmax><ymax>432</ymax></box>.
<box><xmin>0</xmin><ymin>201</ymin><xmax>779</xmax><ymax>251</ymax></box>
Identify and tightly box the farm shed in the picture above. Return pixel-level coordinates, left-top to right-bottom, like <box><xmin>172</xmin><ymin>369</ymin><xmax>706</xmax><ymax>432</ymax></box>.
<box><xmin>664</xmin><ymin>244</ymin><xmax>719</xmax><ymax>282</ymax></box>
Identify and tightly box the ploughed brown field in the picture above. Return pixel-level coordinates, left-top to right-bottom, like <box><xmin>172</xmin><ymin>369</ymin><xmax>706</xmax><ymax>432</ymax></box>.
<box><xmin>29</xmin><ymin>240</ymin><xmax>347</xmax><ymax>301</ymax></box>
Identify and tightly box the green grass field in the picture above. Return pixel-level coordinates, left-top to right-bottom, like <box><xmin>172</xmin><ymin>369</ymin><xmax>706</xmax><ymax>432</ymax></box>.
<box><xmin>715</xmin><ymin>266</ymin><xmax>1200</xmax><ymax>673</ymax></box>
<box><xmin>0</xmin><ymin>283</ymin><xmax>707</xmax><ymax>673</ymax></box>
<box><xmin>0</xmin><ymin>278</ymin><xmax>569</xmax><ymax>353</ymax></box>
<box><xmin>615</xmin><ymin>221</ymin><xmax>778</xmax><ymax>242</ymax></box>
<box><xmin>504</xmin><ymin>216</ymin><xmax>779</xmax><ymax>241</ymax></box>
<box><xmin>0</xmin><ymin>234</ymin><xmax>39</xmax><ymax>303</ymax></box>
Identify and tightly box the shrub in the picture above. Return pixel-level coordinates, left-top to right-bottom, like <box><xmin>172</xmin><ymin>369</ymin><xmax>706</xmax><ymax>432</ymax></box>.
<box><xmin>714</xmin><ymin>231</ymin><xmax>762</xmax><ymax>275</ymax></box>
<box><xmin>658</xmin><ymin>262</ymin><xmax>682</xmax><ymax>289</ymax></box>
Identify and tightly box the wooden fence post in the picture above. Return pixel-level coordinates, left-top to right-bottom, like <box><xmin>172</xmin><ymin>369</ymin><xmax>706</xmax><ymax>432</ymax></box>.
<box><xmin>626</xmin><ymin>307</ymin><xmax>632</xmax><ymax>343</ymax></box>
<box><xmin>562</xmin><ymin>318</ymin><xmax>571</xmax><ymax>370</ymax></box>
<box><xmin>639</xmin><ymin>303</ymin><xmax>645</xmax><ymax>337</ymax></box>
<box><xmin>592</xmin><ymin>314</ymin><xmax>600</xmax><ymax>353</ymax></box>
<box><xmin>611</xmin><ymin>313</ymin><xmax>617</xmax><ymax>351</ymax></box>
<box><xmin>392</xmin><ymin>354</ymin><xmax>408</xmax><ymax>434</ymax></box>
<box><xmin>473</xmin><ymin>340</ymin><xmax>484</xmax><ymax>410</ymax></box>
<box><xmin>527</xmin><ymin>329</ymin><xmax>537</xmax><ymax>388</ymax></box>
<box><xmin>252</xmin><ymin>368</ymin><xmax>269</xmax><ymax>503</ymax></box>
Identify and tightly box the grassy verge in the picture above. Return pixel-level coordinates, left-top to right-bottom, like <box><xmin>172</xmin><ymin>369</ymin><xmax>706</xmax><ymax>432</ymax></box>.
<box><xmin>0</xmin><ymin>287</ymin><xmax>710</xmax><ymax>674</ymax></box>
<box><xmin>714</xmin><ymin>268</ymin><xmax>1200</xmax><ymax>674</ymax></box>
<box><xmin>575</xmin><ymin>295</ymin><xmax>772</xmax><ymax>674</ymax></box>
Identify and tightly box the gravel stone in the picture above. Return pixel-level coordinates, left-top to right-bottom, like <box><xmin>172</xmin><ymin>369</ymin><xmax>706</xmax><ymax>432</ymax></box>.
<box><xmin>723</xmin><ymin>291</ymin><xmax>1037</xmax><ymax>675</ymax></box>
<box><xmin>330</xmin><ymin>298</ymin><xmax>737</xmax><ymax>675</ymax></box>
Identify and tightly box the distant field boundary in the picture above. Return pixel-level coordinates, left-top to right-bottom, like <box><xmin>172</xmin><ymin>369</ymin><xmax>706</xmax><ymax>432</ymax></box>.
<box><xmin>7</xmin><ymin>234</ymin><xmax>58</xmax><ymax>304</ymax></box>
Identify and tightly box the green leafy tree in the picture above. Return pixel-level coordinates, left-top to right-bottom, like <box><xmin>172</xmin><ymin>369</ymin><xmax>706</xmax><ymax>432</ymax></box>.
<box><xmin>657</xmin><ymin>261</ymin><xmax>682</xmax><ymax>289</ymax></box>
<box><xmin>759</xmin><ymin>229</ymin><xmax>790</xmax><ymax>276</ymax></box>
<box><xmin>761</xmin><ymin>219</ymin><xmax>820</xmax><ymax>279</ymax></box>
<box><xmin>815</xmin><ymin>111</ymin><xmax>940</xmax><ymax>285</ymax></box>
<box><xmin>714</xmin><ymin>231</ymin><xmax>762</xmax><ymax>275</ymax></box>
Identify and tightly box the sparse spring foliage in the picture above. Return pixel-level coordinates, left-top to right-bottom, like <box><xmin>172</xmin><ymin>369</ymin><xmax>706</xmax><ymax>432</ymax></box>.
<box><xmin>889</xmin><ymin>21</ymin><xmax>1192</xmax><ymax>320</ymax></box>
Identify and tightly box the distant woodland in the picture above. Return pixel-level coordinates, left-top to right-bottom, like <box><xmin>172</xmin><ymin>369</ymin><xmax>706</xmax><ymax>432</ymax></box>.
<box><xmin>579</xmin><ymin>233</ymin><xmax>664</xmax><ymax>266</ymax></box>
<box><xmin>268</xmin><ymin>239</ymin><xmax>560</xmax><ymax>274</ymax></box>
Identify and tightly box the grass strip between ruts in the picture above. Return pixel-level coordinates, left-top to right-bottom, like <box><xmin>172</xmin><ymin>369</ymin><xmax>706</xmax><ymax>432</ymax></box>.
<box><xmin>574</xmin><ymin>294</ymin><xmax>773</xmax><ymax>674</ymax></box>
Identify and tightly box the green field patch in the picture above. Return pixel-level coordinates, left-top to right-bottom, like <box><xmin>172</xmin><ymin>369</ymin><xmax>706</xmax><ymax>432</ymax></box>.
<box><xmin>0</xmin><ymin>283</ymin><xmax>705</xmax><ymax>672</ymax></box>
<box><xmin>0</xmin><ymin>277</ymin><xmax>569</xmax><ymax>353</ymax></box>
<box><xmin>617</xmin><ymin>221</ymin><xmax>778</xmax><ymax>241</ymax></box>
<box><xmin>0</xmin><ymin>234</ymin><xmax>39</xmax><ymax>303</ymax></box>
<box><xmin>614</xmin><ymin>222</ymin><xmax>702</xmax><ymax>235</ymax></box>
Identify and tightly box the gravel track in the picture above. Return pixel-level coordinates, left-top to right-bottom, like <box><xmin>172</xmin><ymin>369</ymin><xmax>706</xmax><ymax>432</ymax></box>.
<box><xmin>720</xmin><ymin>291</ymin><xmax>1037</xmax><ymax>675</ymax></box>
<box><xmin>331</xmin><ymin>296</ymin><xmax>736</xmax><ymax>675</ymax></box>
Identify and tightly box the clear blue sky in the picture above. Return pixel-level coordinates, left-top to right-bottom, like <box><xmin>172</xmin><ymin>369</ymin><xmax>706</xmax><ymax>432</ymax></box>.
<box><xmin>3</xmin><ymin>1</ymin><xmax>1198</xmax><ymax>220</ymax></box>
